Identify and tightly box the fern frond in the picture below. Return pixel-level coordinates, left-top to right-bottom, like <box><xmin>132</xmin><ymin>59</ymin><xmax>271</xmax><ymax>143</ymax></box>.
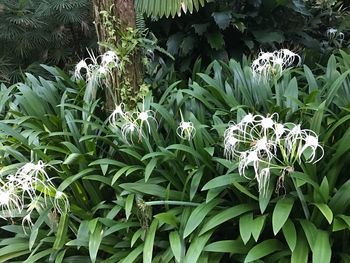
<box><xmin>136</xmin><ymin>11</ymin><xmax>146</xmax><ymax>32</ymax></box>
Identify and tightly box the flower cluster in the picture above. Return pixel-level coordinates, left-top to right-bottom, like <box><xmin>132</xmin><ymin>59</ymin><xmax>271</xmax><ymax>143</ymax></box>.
<box><xmin>108</xmin><ymin>103</ymin><xmax>197</xmax><ymax>143</ymax></box>
<box><xmin>251</xmin><ymin>49</ymin><xmax>301</xmax><ymax>81</ymax></box>
<box><xmin>0</xmin><ymin>161</ymin><xmax>69</xmax><ymax>227</ymax></box>
<box><xmin>108</xmin><ymin>102</ymin><xmax>158</xmax><ymax>143</ymax></box>
<box><xmin>224</xmin><ymin>113</ymin><xmax>324</xmax><ymax>193</ymax></box>
<box><xmin>74</xmin><ymin>50</ymin><xmax>119</xmax><ymax>82</ymax></box>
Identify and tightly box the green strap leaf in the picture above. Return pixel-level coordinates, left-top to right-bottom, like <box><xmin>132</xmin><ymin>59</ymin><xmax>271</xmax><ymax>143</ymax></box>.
<box><xmin>199</xmin><ymin>204</ymin><xmax>255</xmax><ymax>235</ymax></box>
<box><xmin>89</xmin><ymin>222</ymin><xmax>103</xmax><ymax>263</ymax></box>
<box><xmin>239</xmin><ymin>213</ymin><xmax>253</xmax><ymax>244</ymax></box>
<box><xmin>244</xmin><ymin>239</ymin><xmax>284</xmax><ymax>263</ymax></box>
<box><xmin>312</xmin><ymin>230</ymin><xmax>331</xmax><ymax>263</ymax></box>
<box><xmin>184</xmin><ymin>231</ymin><xmax>212</xmax><ymax>263</ymax></box>
<box><xmin>282</xmin><ymin>219</ymin><xmax>297</xmax><ymax>252</ymax></box>
<box><xmin>313</xmin><ymin>203</ymin><xmax>333</xmax><ymax>224</ymax></box>
<box><xmin>184</xmin><ymin>199</ymin><xmax>221</xmax><ymax>238</ymax></box>
<box><xmin>169</xmin><ymin>231</ymin><xmax>184</xmax><ymax>262</ymax></box>
<box><xmin>272</xmin><ymin>197</ymin><xmax>294</xmax><ymax>235</ymax></box>
<box><xmin>143</xmin><ymin>219</ymin><xmax>159</xmax><ymax>263</ymax></box>
<box><xmin>53</xmin><ymin>212</ymin><xmax>69</xmax><ymax>250</ymax></box>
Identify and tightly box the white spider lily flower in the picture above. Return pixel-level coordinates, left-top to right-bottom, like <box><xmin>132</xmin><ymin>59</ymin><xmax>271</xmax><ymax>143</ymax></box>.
<box><xmin>74</xmin><ymin>60</ymin><xmax>89</xmax><ymax>80</ymax></box>
<box><xmin>326</xmin><ymin>28</ymin><xmax>344</xmax><ymax>45</ymax></box>
<box><xmin>224</xmin><ymin>135</ymin><xmax>239</xmax><ymax>160</ymax></box>
<box><xmin>252</xmin><ymin>49</ymin><xmax>301</xmax><ymax>81</ymax></box>
<box><xmin>54</xmin><ymin>190</ymin><xmax>70</xmax><ymax>213</ymax></box>
<box><xmin>274</xmin><ymin>123</ymin><xmax>286</xmax><ymax>143</ymax></box>
<box><xmin>74</xmin><ymin>49</ymin><xmax>119</xmax><ymax>83</ymax></box>
<box><xmin>298</xmin><ymin>135</ymin><xmax>324</xmax><ymax>163</ymax></box>
<box><xmin>0</xmin><ymin>186</ymin><xmax>23</xmax><ymax>218</ymax></box>
<box><xmin>176</xmin><ymin>121</ymin><xmax>196</xmax><ymax>141</ymax></box>
<box><xmin>253</xmin><ymin>136</ymin><xmax>276</xmax><ymax>161</ymax></box>
<box><xmin>273</xmin><ymin>49</ymin><xmax>301</xmax><ymax>68</ymax></box>
<box><xmin>135</xmin><ymin>110</ymin><xmax>158</xmax><ymax>134</ymax></box>
<box><xmin>108</xmin><ymin>103</ymin><xmax>126</xmax><ymax>126</ymax></box>
<box><xmin>14</xmin><ymin>161</ymin><xmax>56</xmax><ymax>205</ymax></box>
<box><xmin>326</xmin><ymin>28</ymin><xmax>338</xmax><ymax>39</ymax></box>
<box><xmin>121</xmin><ymin>121</ymin><xmax>139</xmax><ymax>143</ymax></box>
<box><xmin>238</xmin><ymin>150</ymin><xmax>260</xmax><ymax>179</ymax></box>
<box><xmin>101</xmin><ymin>51</ymin><xmax>119</xmax><ymax>67</ymax></box>
<box><xmin>260</xmin><ymin>115</ymin><xmax>276</xmax><ymax>132</ymax></box>
<box><xmin>284</xmin><ymin>124</ymin><xmax>303</xmax><ymax>152</ymax></box>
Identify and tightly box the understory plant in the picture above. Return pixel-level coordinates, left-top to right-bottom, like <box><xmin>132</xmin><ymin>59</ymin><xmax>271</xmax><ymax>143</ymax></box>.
<box><xmin>0</xmin><ymin>49</ymin><xmax>349</xmax><ymax>263</ymax></box>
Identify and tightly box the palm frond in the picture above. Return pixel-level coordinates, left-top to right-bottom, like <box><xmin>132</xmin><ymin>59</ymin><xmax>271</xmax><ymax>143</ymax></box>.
<box><xmin>135</xmin><ymin>0</ymin><xmax>211</xmax><ymax>18</ymax></box>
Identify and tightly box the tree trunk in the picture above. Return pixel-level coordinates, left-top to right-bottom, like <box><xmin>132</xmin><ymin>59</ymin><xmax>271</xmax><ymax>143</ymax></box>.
<box><xmin>92</xmin><ymin>0</ymin><xmax>143</xmax><ymax>111</ymax></box>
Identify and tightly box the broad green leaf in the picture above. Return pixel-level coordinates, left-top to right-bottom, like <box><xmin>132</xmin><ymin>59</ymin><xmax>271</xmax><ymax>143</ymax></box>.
<box><xmin>119</xmin><ymin>183</ymin><xmax>182</xmax><ymax>199</ymax></box>
<box><xmin>244</xmin><ymin>239</ymin><xmax>284</xmax><ymax>263</ymax></box>
<box><xmin>143</xmin><ymin>219</ymin><xmax>158</xmax><ymax>263</ymax></box>
<box><xmin>145</xmin><ymin>158</ymin><xmax>157</xmax><ymax>182</ymax></box>
<box><xmin>58</xmin><ymin>168</ymin><xmax>96</xmax><ymax>192</ymax></box>
<box><xmin>329</xmin><ymin>179</ymin><xmax>350</xmax><ymax>214</ymax></box>
<box><xmin>312</xmin><ymin>230</ymin><xmax>331</xmax><ymax>263</ymax></box>
<box><xmin>54</xmin><ymin>249</ymin><xmax>67</xmax><ymax>263</ymax></box>
<box><xmin>202</xmin><ymin>173</ymin><xmax>242</xmax><ymax>190</ymax></box>
<box><xmin>169</xmin><ymin>231</ymin><xmax>183</xmax><ymax>262</ymax></box>
<box><xmin>282</xmin><ymin>219</ymin><xmax>297</xmax><ymax>252</ymax></box>
<box><xmin>212</xmin><ymin>11</ymin><xmax>232</xmax><ymax>30</ymax></box>
<box><xmin>291</xmin><ymin>231</ymin><xmax>309</xmax><ymax>263</ymax></box>
<box><xmin>63</xmin><ymin>153</ymin><xmax>83</xmax><ymax>165</ymax></box>
<box><xmin>190</xmin><ymin>167</ymin><xmax>204</xmax><ymax>201</ymax></box>
<box><xmin>204</xmin><ymin>240</ymin><xmax>248</xmax><ymax>254</ymax></box>
<box><xmin>284</xmin><ymin>77</ymin><xmax>298</xmax><ymax>112</ymax></box>
<box><xmin>259</xmin><ymin>180</ymin><xmax>274</xmax><ymax>214</ymax></box>
<box><xmin>131</xmin><ymin>229</ymin><xmax>145</xmax><ymax>247</ymax></box>
<box><xmin>272</xmin><ymin>198</ymin><xmax>294</xmax><ymax>235</ymax></box>
<box><xmin>29</xmin><ymin>207</ymin><xmax>51</xmax><ymax>250</ymax></box>
<box><xmin>252</xmin><ymin>215</ymin><xmax>267</xmax><ymax>242</ymax></box>
<box><xmin>23</xmin><ymin>248</ymin><xmax>54</xmax><ymax>263</ymax></box>
<box><xmin>239</xmin><ymin>213</ymin><xmax>253</xmax><ymax>244</ymax></box>
<box><xmin>332</xmin><ymin>217</ymin><xmax>348</xmax><ymax>232</ymax></box>
<box><xmin>155</xmin><ymin>212</ymin><xmax>179</xmax><ymax>227</ymax></box>
<box><xmin>233</xmin><ymin>182</ymin><xmax>258</xmax><ymax>200</ymax></box>
<box><xmin>183</xmin><ymin>231</ymin><xmax>212</xmax><ymax>263</ymax></box>
<box><xmin>184</xmin><ymin>199</ymin><xmax>221</xmax><ymax>238</ymax></box>
<box><xmin>125</xmin><ymin>194</ymin><xmax>134</xmax><ymax>220</ymax></box>
<box><xmin>89</xmin><ymin>222</ymin><xmax>103</xmax><ymax>263</ymax></box>
<box><xmin>199</xmin><ymin>204</ymin><xmax>255</xmax><ymax>235</ymax></box>
<box><xmin>121</xmin><ymin>244</ymin><xmax>143</xmax><ymax>263</ymax></box>
<box><xmin>252</xmin><ymin>30</ymin><xmax>285</xmax><ymax>43</ymax></box>
<box><xmin>314</xmin><ymin>203</ymin><xmax>333</xmax><ymax>224</ymax></box>
<box><xmin>299</xmin><ymin>220</ymin><xmax>317</xmax><ymax>250</ymax></box>
<box><xmin>206</xmin><ymin>31</ymin><xmax>225</xmax><ymax>50</ymax></box>
<box><xmin>53</xmin><ymin>212</ymin><xmax>68</xmax><ymax>250</ymax></box>
<box><xmin>89</xmin><ymin>158</ymin><xmax>125</xmax><ymax>168</ymax></box>
<box><xmin>0</xmin><ymin>243</ymin><xmax>29</xmax><ymax>262</ymax></box>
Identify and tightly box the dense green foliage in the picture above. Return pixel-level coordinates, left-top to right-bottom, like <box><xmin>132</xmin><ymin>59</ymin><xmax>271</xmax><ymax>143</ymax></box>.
<box><xmin>149</xmin><ymin>0</ymin><xmax>350</xmax><ymax>74</ymax></box>
<box><xmin>1</xmin><ymin>1</ymin><xmax>350</xmax><ymax>262</ymax></box>
<box><xmin>0</xmin><ymin>49</ymin><xmax>350</xmax><ymax>262</ymax></box>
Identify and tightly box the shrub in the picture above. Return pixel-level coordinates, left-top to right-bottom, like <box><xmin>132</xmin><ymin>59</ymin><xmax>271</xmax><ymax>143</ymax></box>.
<box><xmin>0</xmin><ymin>50</ymin><xmax>350</xmax><ymax>262</ymax></box>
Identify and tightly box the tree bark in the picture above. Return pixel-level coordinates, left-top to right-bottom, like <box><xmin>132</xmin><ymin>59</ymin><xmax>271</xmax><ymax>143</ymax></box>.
<box><xmin>92</xmin><ymin>0</ymin><xmax>143</xmax><ymax>111</ymax></box>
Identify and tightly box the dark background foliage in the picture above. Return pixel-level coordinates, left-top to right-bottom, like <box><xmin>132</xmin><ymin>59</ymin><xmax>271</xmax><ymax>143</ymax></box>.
<box><xmin>0</xmin><ymin>0</ymin><xmax>95</xmax><ymax>83</ymax></box>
